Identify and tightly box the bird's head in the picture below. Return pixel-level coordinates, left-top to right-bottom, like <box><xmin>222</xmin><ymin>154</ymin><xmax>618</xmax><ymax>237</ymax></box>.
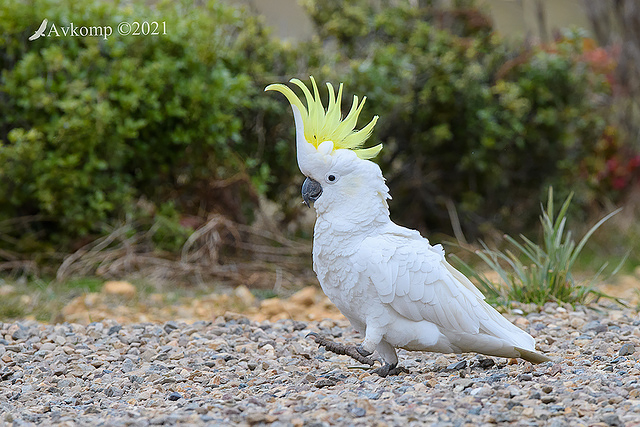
<box><xmin>266</xmin><ymin>77</ymin><xmax>389</xmax><ymax>216</ymax></box>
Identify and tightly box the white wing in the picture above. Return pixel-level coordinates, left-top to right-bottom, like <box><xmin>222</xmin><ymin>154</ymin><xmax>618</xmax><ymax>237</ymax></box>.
<box><xmin>357</xmin><ymin>231</ymin><xmax>536</xmax><ymax>352</ymax></box>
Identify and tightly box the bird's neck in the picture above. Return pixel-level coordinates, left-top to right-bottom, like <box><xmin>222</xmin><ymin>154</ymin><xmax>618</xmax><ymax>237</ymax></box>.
<box><xmin>314</xmin><ymin>190</ymin><xmax>391</xmax><ymax>236</ymax></box>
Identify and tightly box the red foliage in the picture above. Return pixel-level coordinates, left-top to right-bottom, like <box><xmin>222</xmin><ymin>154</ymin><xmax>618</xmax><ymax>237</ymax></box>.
<box><xmin>595</xmin><ymin>130</ymin><xmax>640</xmax><ymax>191</ymax></box>
<box><xmin>544</xmin><ymin>35</ymin><xmax>619</xmax><ymax>90</ymax></box>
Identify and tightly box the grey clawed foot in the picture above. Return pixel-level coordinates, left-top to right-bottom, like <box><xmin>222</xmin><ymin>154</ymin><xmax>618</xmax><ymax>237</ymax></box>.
<box><xmin>371</xmin><ymin>363</ymin><xmax>409</xmax><ymax>378</ymax></box>
<box><xmin>306</xmin><ymin>332</ymin><xmax>375</xmax><ymax>366</ymax></box>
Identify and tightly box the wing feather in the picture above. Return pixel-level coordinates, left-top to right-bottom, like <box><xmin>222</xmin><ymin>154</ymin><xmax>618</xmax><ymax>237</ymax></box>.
<box><xmin>391</xmin><ymin>297</ymin><xmax>423</xmax><ymax>321</ymax></box>
<box><xmin>421</xmin><ymin>279</ymin><xmax>436</xmax><ymax>304</ymax></box>
<box><xmin>390</xmin><ymin>261</ymin><xmax>399</xmax><ymax>285</ymax></box>
<box><xmin>360</xmin><ymin>234</ymin><xmax>486</xmax><ymax>336</ymax></box>
<box><xmin>395</xmin><ymin>266</ymin><xmax>411</xmax><ymax>296</ymax></box>
<box><xmin>407</xmin><ymin>273</ymin><xmax>424</xmax><ymax>301</ymax></box>
<box><xmin>369</xmin><ymin>262</ymin><xmax>394</xmax><ymax>303</ymax></box>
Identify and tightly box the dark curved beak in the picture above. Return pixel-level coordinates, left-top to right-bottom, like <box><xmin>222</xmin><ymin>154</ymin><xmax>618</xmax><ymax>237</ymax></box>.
<box><xmin>302</xmin><ymin>177</ymin><xmax>323</xmax><ymax>208</ymax></box>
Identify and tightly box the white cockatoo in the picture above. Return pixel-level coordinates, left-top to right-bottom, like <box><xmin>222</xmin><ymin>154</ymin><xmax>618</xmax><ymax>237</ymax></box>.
<box><xmin>266</xmin><ymin>77</ymin><xmax>550</xmax><ymax>376</ymax></box>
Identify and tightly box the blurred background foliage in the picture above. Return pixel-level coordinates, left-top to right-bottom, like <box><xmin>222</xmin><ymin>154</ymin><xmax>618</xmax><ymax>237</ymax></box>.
<box><xmin>303</xmin><ymin>0</ymin><xmax>619</xmax><ymax>239</ymax></box>
<box><xmin>0</xmin><ymin>0</ymin><xmax>306</xmax><ymax>264</ymax></box>
<box><xmin>0</xmin><ymin>0</ymin><xmax>638</xmax><ymax>281</ymax></box>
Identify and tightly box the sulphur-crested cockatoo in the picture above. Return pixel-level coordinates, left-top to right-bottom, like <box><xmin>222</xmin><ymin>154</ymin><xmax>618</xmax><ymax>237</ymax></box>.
<box><xmin>266</xmin><ymin>77</ymin><xmax>550</xmax><ymax>376</ymax></box>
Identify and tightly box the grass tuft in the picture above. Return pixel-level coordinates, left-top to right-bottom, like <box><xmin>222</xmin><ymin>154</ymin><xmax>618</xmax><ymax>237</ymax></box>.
<box><xmin>452</xmin><ymin>188</ymin><xmax>627</xmax><ymax>307</ymax></box>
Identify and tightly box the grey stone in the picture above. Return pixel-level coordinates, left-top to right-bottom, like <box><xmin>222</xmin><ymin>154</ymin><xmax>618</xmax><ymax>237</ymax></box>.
<box><xmin>167</xmin><ymin>392</ymin><xmax>182</xmax><ymax>401</ymax></box>
<box><xmin>446</xmin><ymin>360</ymin><xmax>467</xmax><ymax>371</ymax></box>
<box><xmin>618</xmin><ymin>343</ymin><xmax>635</xmax><ymax>356</ymax></box>
<box><xmin>602</xmin><ymin>414</ymin><xmax>623</xmax><ymax>427</ymax></box>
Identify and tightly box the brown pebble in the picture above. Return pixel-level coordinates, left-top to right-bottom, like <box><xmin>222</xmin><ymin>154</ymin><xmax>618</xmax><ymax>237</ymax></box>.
<box><xmin>315</xmin><ymin>378</ymin><xmax>337</xmax><ymax>388</ymax></box>
<box><xmin>548</xmin><ymin>364</ymin><xmax>563</xmax><ymax>376</ymax></box>
<box><xmin>541</xmin><ymin>395</ymin><xmax>556</xmax><ymax>404</ymax></box>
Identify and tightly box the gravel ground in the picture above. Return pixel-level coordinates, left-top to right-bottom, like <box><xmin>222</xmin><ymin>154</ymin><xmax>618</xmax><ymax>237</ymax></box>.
<box><xmin>1</xmin><ymin>303</ymin><xmax>639</xmax><ymax>426</ymax></box>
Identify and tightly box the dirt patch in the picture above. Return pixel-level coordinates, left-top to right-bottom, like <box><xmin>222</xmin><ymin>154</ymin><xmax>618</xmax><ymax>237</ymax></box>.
<box><xmin>59</xmin><ymin>284</ymin><xmax>345</xmax><ymax>325</ymax></box>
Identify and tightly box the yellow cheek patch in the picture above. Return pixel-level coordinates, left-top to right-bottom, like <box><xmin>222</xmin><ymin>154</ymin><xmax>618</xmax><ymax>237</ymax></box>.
<box><xmin>265</xmin><ymin>77</ymin><xmax>382</xmax><ymax>160</ymax></box>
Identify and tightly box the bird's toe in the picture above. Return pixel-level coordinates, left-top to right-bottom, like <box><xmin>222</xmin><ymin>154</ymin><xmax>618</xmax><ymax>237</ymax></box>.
<box><xmin>356</xmin><ymin>344</ymin><xmax>373</xmax><ymax>357</ymax></box>
<box><xmin>371</xmin><ymin>363</ymin><xmax>409</xmax><ymax>377</ymax></box>
<box><xmin>306</xmin><ymin>332</ymin><xmax>375</xmax><ymax>366</ymax></box>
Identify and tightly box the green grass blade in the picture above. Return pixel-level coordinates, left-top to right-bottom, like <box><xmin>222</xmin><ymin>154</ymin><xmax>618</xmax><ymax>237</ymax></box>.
<box><xmin>569</xmin><ymin>207</ymin><xmax>622</xmax><ymax>268</ymax></box>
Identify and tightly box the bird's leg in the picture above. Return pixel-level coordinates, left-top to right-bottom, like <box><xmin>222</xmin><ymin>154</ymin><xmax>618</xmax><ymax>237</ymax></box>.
<box><xmin>371</xmin><ymin>363</ymin><xmax>409</xmax><ymax>377</ymax></box>
<box><xmin>306</xmin><ymin>332</ymin><xmax>375</xmax><ymax>366</ymax></box>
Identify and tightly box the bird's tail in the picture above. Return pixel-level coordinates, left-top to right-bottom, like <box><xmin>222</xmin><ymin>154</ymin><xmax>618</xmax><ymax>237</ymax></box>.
<box><xmin>444</xmin><ymin>261</ymin><xmax>552</xmax><ymax>364</ymax></box>
<box><xmin>447</xmin><ymin>330</ymin><xmax>552</xmax><ymax>364</ymax></box>
<box><xmin>514</xmin><ymin>346</ymin><xmax>552</xmax><ymax>364</ymax></box>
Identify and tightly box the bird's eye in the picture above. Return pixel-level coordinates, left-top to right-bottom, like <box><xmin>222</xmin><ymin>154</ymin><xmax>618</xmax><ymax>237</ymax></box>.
<box><xmin>325</xmin><ymin>173</ymin><xmax>339</xmax><ymax>184</ymax></box>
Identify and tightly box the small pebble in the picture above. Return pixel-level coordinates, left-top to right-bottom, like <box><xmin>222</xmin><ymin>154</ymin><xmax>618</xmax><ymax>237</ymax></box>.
<box><xmin>475</xmin><ymin>358</ymin><xmax>495</xmax><ymax>369</ymax></box>
<box><xmin>350</xmin><ymin>407</ymin><xmax>366</xmax><ymax>417</ymax></box>
<box><xmin>167</xmin><ymin>392</ymin><xmax>182</xmax><ymax>401</ymax></box>
<box><xmin>518</xmin><ymin>373</ymin><xmax>532</xmax><ymax>381</ymax></box>
<box><xmin>541</xmin><ymin>396</ymin><xmax>556</xmax><ymax>404</ymax></box>
<box><xmin>602</xmin><ymin>414</ymin><xmax>623</xmax><ymax>427</ymax></box>
<box><xmin>583</xmin><ymin>321</ymin><xmax>608</xmax><ymax>333</ymax></box>
<box><xmin>618</xmin><ymin>343</ymin><xmax>635</xmax><ymax>356</ymax></box>
<box><xmin>446</xmin><ymin>360</ymin><xmax>467</xmax><ymax>371</ymax></box>
<box><xmin>315</xmin><ymin>378</ymin><xmax>337</xmax><ymax>388</ymax></box>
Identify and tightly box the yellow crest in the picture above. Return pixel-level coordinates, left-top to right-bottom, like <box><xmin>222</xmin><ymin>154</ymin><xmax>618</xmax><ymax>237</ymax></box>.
<box><xmin>265</xmin><ymin>77</ymin><xmax>382</xmax><ymax>160</ymax></box>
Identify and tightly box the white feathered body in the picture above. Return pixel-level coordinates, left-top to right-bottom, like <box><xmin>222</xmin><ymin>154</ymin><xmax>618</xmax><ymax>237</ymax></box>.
<box><xmin>310</xmin><ymin>159</ymin><xmax>541</xmax><ymax>365</ymax></box>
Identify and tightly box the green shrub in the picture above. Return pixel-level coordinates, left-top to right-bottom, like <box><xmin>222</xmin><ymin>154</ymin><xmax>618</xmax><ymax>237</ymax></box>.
<box><xmin>303</xmin><ymin>1</ymin><xmax>614</xmax><ymax>237</ymax></box>
<box><xmin>0</xmin><ymin>0</ymin><xmax>303</xmax><ymax>252</ymax></box>
<box><xmin>0</xmin><ymin>0</ymin><xmax>623</xmax><ymax>270</ymax></box>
